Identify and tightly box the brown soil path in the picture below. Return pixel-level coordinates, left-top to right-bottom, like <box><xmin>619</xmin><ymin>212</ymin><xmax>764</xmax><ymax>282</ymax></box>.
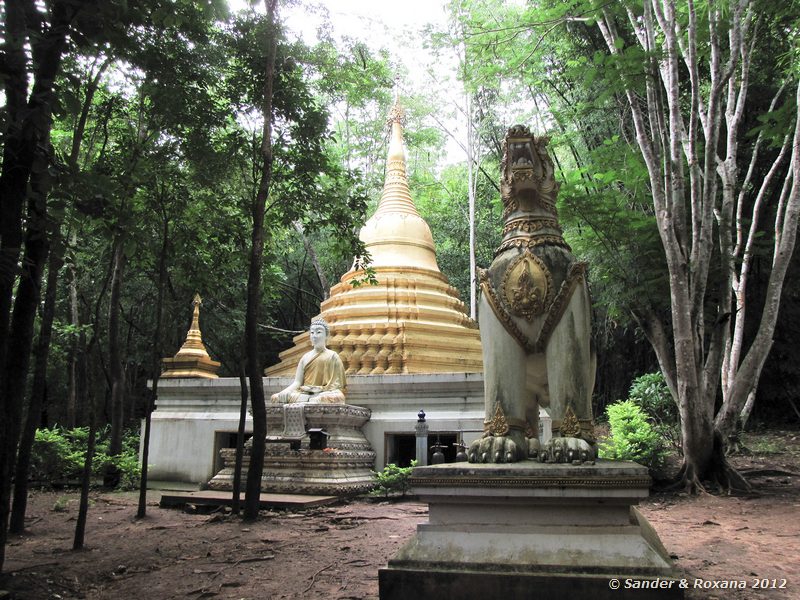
<box><xmin>1</xmin><ymin>431</ymin><xmax>798</xmax><ymax>599</ymax></box>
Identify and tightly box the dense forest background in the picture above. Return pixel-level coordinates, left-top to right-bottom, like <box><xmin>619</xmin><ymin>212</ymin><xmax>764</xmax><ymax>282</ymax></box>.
<box><xmin>2</xmin><ymin>0</ymin><xmax>800</xmax><ymax>558</ymax></box>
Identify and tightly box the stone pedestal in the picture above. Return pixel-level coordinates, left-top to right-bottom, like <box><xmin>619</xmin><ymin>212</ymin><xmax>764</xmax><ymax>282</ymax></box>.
<box><xmin>379</xmin><ymin>461</ymin><xmax>683</xmax><ymax>600</ymax></box>
<box><xmin>209</xmin><ymin>403</ymin><xmax>375</xmax><ymax>496</ymax></box>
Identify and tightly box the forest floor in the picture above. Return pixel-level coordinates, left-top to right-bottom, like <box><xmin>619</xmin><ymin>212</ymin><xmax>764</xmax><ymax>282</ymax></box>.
<box><xmin>1</xmin><ymin>429</ymin><xmax>799</xmax><ymax>600</ymax></box>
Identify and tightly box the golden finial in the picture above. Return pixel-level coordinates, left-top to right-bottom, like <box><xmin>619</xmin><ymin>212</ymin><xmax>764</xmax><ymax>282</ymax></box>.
<box><xmin>190</xmin><ymin>293</ymin><xmax>201</xmax><ymax>331</ymax></box>
<box><xmin>161</xmin><ymin>293</ymin><xmax>220</xmax><ymax>378</ymax></box>
<box><xmin>387</xmin><ymin>99</ymin><xmax>406</xmax><ymax>128</ymax></box>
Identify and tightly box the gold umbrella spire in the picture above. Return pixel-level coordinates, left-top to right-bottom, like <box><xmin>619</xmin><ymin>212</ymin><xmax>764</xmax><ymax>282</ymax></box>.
<box><xmin>374</xmin><ymin>100</ymin><xmax>419</xmax><ymax>218</ymax></box>
<box><xmin>360</xmin><ymin>99</ymin><xmax>438</xmax><ymax>271</ymax></box>
<box><xmin>162</xmin><ymin>294</ymin><xmax>220</xmax><ymax>378</ymax></box>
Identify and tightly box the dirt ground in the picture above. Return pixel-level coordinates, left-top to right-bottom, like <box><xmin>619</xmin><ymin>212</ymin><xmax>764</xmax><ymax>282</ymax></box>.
<box><xmin>2</xmin><ymin>430</ymin><xmax>799</xmax><ymax>600</ymax></box>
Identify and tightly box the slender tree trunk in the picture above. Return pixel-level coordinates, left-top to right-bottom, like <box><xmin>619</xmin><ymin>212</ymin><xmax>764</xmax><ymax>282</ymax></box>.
<box><xmin>137</xmin><ymin>213</ymin><xmax>169</xmax><ymax>518</ymax></box>
<box><xmin>65</xmin><ymin>60</ymin><xmax>109</xmax><ymax>427</ymax></box>
<box><xmin>466</xmin><ymin>93</ymin><xmax>477</xmax><ymax>320</ymax></box>
<box><xmin>243</xmin><ymin>0</ymin><xmax>279</xmax><ymax>521</ymax></box>
<box><xmin>106</xmin><ymin>233</ymin><xmax>127</xmax><ymax>486</ymax></box>
<box><xmin>67</xmin><ymin>229</ymin><xmax>81</xmax><ymax>426</ymax></box>
<box><xmin>294</xmin><ymin>222</ymin><xmax>329</xmax><ymax>299</ymax></box>
<box><xmin>73</xmin><ymin>385</ymin><xmax>97</xmax><ymax>550</ymax></box>
<box><xmin>715</xmin><ymin>78</ymin><xmax>800</xmax><ymax>441</ymax></box>
<box><xmin>9</xmin><ymin>235</ymin><xmax>64</xmax><ymax>533</ymax></box>
<box><xmin>232</xmin><ymin>361</ymin><xmax>249</xmax><ymax>515</ymax></box>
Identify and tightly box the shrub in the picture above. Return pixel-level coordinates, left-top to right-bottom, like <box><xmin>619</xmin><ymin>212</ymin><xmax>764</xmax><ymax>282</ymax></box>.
<box><xmin>599</xmin><ymin>400</ymin><xmax>667</xmax><ymax>473</ymax></box>
<box><xmin>30</xmin><ymin>428</ymin><xmax>85</xmax><ymax>482</ymax></box>
<box><xmin>29</xmin><ymin>426</ymin><xmax>142</xmax><ymax>490</ymax></box>
<box><xmin>628</xmin><ymin>372</ymin><xmax>680</xmax><ymax>448</ymax></box>
<box><xmin>370</xmin><ymin>461</ymin><xmax>417</xmax><ymax>498</ymax></box>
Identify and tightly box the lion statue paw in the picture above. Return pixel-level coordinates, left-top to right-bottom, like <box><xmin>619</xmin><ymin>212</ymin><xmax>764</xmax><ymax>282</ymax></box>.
<box><xmin>539</xmin><ymin>437</ymin><xmax>596</xmax><ymax>465</ymax></box>
<box><xmin>467</xmin><ymin>434</ymin><xmax>525</xmax><ymax>463</ymax></box>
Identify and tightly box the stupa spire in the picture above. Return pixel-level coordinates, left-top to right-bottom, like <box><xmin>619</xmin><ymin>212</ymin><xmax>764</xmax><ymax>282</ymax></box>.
<box><xmin>374</xmin><ymin>100</ymin><xmax>419</xmax><ymax>218</ymax></box>
<box><xmin>359</xmin><ymin>99</ymin><xmax>438</xmax><ymax>271</ymax></box>
<box><xmin>161</xmin><ymin>294</ymin><xmax>220</xmax><ymax>378</ymax></box>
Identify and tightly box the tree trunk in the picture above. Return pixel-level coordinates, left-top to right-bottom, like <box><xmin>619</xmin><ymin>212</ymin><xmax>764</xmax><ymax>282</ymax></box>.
<box><xmin>294</xmin><ymin>222</ymin><xmax>329</xmax><ymax>299</ymax></box>
<box><xmin>106</xmin><ymin>233</ymin><xmax>127</xmax><ymax>486</ymax></box>
<box><xmin>0</xmin><ymin>0</ymin><xmax>72</xmax><ymax>572</ymax></box>
<box><xmin>714</xmin><ymin>78</ymin><xmax>800</xmax><ymax>443</ymax></box>
<box><xmin>0</xmin><ymin>148</ymin><xmax>52</xmax><ymax>568</ymax></box>
<box><xmin>243</xmin><ymin>0</ymin><xmax>279</xmax><ymax>521</ymax></box>
<box><xmin>9</xmin><ymin>235</ymin><xmax>64</xmax><ymax>533</ymax></box>
<box><xmin>73</xmin><ymin>384</ymin><xmax>97</xmax><ymax>550</ymax></box>
<box><xmin>466</xmin><ymin>93</ymin><xmax>477</xmax><ymax>320</ymax></box>
<box><xmin>137</xmin><ymin>212</ymin><xmax>169</xmax><ymax>518</ymax></box>
<box><xmin>232</xmin><ymin>361</ymin><xmax>249</xmax><ymax>515</ymax></box>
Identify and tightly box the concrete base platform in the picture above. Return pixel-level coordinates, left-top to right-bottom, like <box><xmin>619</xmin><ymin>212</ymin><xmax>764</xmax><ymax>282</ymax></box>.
<box><xmin>208</xmin><ymin>404</ymin><xmax>376</xmax><ymax>496</ymax></box>
<box><xmin>159</xmin><ymin>490</ymin><xmax>338</xmax><ymax>510</ymax></box>
<box><xmin>379</xmin><ymin>569</ymin><xmax>684</xmax><ymax>600</ymax></box>
<box><xmin>379</xmin><ymin>460</ymin><xmax>683</xmax><ymax>599</ymax></box>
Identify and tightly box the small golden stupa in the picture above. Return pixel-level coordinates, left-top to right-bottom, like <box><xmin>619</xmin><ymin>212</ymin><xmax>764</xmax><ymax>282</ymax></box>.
<box><xmin>266</xmin><ymin>101</ymin><xmax>483</xmax><ymax>376</ymax></box>
<box><xmin>161</xmin><ymin>294</ymin><xmax>220</xmax><ymax>378</ymax></box>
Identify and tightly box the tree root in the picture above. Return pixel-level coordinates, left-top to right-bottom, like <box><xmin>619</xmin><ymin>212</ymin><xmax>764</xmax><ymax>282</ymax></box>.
<box><xmin>655</xmin><ymin>432</ymin><xmax>753</xmax><ymax>495</ymax></box>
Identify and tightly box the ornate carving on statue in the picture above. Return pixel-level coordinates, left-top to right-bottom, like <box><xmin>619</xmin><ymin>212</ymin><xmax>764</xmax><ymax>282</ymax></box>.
<box><xmin>502</xmin><ymin>251</ymin><xmax>553</xmax><ymax>321</ymax></box>
<box><xmin>486</xmin><ymin>403</ymin><xmax>510</xmax><ymax>436</ymax></box>
<box><xmin>479</xmin><ymin>268</ymin><xmax>535</xmax><ymax>353</ymax></box>
<box><xmin>537</xmin><ymin>262</ymin><xmax>587</xmax><ymax>348</ymax></box>
<box><xmin>469</xmin><ymin>125</ymin><xmax>596</xmax><ymax>464</ymax></box>
<box><xmin>495</xmin><ymin>235</ymin><xmax>572</xmax><ymax>257</ymax></box>
<box><xmin>559</xmin><ymin>405</ymin><xmax>581</xmax><ymax>438</ymax></box>
<box><xmin>502</xmin><ymin>217</ymin><xmax>562</xmax><ymax>236</ymax></box>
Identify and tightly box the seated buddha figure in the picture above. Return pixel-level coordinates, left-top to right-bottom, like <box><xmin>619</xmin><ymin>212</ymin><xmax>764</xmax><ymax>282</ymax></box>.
<box><xmin>271</xmin><ymin>318</ymin><xmax>346</xmax><ymax>404</ymax></box>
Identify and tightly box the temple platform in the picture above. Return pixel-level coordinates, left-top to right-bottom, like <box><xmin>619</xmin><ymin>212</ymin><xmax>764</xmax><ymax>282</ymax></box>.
<box><xmin>379</xmin><ymin>460</ymin><xmax>683</xmax><ymax>600</ymax></box>
<box><xmin>208</xmin><ymin>403</ymin><xmax>376</xmax><ymax>496</ymax></box>
<box><xmin>142</xmin><ymin>373</ymin><xmax>487</xmax><ymax>486</ymax></box>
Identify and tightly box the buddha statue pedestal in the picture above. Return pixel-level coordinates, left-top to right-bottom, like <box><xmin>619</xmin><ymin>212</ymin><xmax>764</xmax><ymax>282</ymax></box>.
<box><xmin>379</xmin><ymin>461</ymin><xmax>683</xmax><ymax>600</ymax></box>
<box><xmin>208</xmin><ymin>403</ymin><xmax>376</xmax><ymax>496</ymax></box>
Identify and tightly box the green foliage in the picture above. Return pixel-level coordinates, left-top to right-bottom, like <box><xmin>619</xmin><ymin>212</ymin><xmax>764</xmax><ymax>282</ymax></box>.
<box><xmin>627</xmin><ymin>372</ymin><xmax>680</xmax><ymax>448</ymax></box>
<box><xmin>599</xmin><ymin>400</ymin><xmax>667</xmax><ymax>474</ymax></box>
<box><xmin>52</xmin><ymin>497</ymin><xmax>70</xmax><ymax>513</ymax></box>
<box><xmin>370</xmin><ymin>461</ymin><xmax>417</xmax><ymax>498</ymax></box>
<box><xmin>30</xmin><ymin>427</ymin><xmax>141</xmax><ymax>490</ymax></box>
<box><xmin>31</xmin><ymin>428</ymin><xmax>86</xmax><ymax>483</ymax></box>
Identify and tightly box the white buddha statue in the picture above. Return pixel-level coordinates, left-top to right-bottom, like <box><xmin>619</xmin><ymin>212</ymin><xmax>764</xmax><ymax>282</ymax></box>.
<box><xmin>271</xmin><ymin>318</ymin><xmax>346</xmax><ymax>404</ymax></box>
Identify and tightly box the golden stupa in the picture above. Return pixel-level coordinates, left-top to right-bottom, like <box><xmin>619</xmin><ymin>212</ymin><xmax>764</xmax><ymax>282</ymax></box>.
<box><xmin>265</xmin><ymin>102</ymin><xmax>483</xmax><ymax>376</ymax></box>
<box><xmin>162</xmin><ymin>294</ymin><xmax>221</xmax><ymax>378</ymax></box>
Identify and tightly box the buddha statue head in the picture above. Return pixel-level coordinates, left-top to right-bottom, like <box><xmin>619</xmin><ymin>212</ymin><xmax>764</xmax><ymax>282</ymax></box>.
<box><xmin>309</xmin><ymin>318</ymin><xmax>330</xmax><ymax>351</ymax></box>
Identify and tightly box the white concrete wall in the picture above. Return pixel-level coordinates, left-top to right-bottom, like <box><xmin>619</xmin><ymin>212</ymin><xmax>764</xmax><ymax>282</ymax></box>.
<box><xmin>143</xmin><ymin>373</ymin><xmax>551</xmax><ymax>485</ymax></box>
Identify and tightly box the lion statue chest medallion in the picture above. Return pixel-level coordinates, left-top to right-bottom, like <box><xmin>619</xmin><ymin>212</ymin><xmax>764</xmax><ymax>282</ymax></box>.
<box><xmin>502</xmin><ymin>251</ymin><xmax>552</xmax><ymax>321</ymax></box>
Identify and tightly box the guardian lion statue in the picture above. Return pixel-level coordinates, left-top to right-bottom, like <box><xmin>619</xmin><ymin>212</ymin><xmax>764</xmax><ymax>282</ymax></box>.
<box><xmin>468</xmin><ymin>126</ymin><xmax>596</xmax><ymax>463</ymax></box>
